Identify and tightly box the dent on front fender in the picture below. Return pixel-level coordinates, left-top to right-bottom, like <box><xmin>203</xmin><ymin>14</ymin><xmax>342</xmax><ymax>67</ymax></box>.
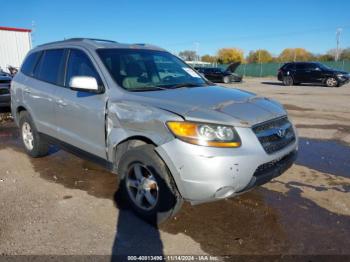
<box><xmin>105</xmin><ymin>100</ymin><xmax>183</xmax><ymax>161</ymax></box>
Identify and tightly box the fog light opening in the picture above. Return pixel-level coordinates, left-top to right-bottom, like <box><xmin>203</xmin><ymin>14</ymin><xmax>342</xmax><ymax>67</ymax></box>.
<box><xmin>215</xmin><ymin>186</ymin><xmax>235</xmax><ymax>199</ymax></box>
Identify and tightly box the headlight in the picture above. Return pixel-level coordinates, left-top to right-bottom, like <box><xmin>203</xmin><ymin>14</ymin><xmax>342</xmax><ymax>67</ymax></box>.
<box><xmin>166</xmin><ymin>121</ymin><xmax>241</xmax><ymax>148</ymax></box>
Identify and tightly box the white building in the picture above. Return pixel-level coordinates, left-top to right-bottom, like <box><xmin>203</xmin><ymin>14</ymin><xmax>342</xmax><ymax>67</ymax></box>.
<box><xmin>0</xmin><ymin>26</ymin><xmax>32</xmax><ymax>72</ymax></box>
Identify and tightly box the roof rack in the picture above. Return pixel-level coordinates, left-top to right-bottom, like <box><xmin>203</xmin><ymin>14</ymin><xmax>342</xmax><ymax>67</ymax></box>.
<box><xmin>66</xmin><ymin>38</ymin><xmax>118</xmax><ymax>43</ymax></box>
<box><xmin>37</xmin><ymin>38</ymin><xmax>118</xmax><ymax>47</ymax></box>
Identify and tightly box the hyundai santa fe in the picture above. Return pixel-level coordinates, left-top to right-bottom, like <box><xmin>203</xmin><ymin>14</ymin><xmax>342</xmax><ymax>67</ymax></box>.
<box><xmin>11</xmin><ymin>38</ymin><xmax>298</xmax><ymax>224</ymax></box>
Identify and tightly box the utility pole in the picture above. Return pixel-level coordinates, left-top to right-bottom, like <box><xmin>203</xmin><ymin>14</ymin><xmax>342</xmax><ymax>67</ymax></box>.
<box><xmin>335</xmin><ymin>28</ymin><xmax>342</xmax><ymax>61</ymax></box>
<box><xmin>194</xmin><ymin>42</ymin><xmax>199</xmax><ymax>62</ymax></box>
<box><xmin>258</xmin><ymin>50</ymin><xmax>263</xmax><ymax>77</ymax></box>
<box><xmin>31</xmin><ymin>21</ymin><xmax>36</xmax><ymax>47</ymax></box>
<box><xmin>293</xmin><ymin>49</ymin><xmax>297</xmax><ymax>62</ymax></box>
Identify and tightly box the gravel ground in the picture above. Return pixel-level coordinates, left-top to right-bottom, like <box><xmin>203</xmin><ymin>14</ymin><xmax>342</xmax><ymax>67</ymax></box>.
<box><xmin>0</xmin><ymin>78</ymin><xmax>349</xmax><ymax>259</ymax></box>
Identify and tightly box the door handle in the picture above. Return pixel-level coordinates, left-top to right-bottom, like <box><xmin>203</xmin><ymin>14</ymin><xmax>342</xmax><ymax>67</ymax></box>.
<box><xmin>56</xmin><ymin>99</ymin><xmax>68</xmax><ymax>107</ymax></box>
<box><xmin>23</xmin><ymin>88</ymin><xmax>31</xmax><ymax>94</ymax></box>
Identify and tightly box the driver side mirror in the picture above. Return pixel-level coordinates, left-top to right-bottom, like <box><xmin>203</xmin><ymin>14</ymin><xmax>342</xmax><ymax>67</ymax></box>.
<box><xmin>69</xmin><ymin>76</ymin><xmax>101</xmax><ymax>93</ymax></box>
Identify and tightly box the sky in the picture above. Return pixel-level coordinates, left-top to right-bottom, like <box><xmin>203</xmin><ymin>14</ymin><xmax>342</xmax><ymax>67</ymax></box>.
<box><xmin>1</xmin><ymin>0</ymin><xmax>350</xmax><ymax>57</ymax></box>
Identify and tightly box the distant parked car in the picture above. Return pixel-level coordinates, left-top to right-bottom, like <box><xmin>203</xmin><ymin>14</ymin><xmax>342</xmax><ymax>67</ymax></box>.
<box><xmin>0</xmin><ymin>71</ymin><xmax>11</xmax><ymax>107</ymax></box>
<box><xmin>278</xmin><ymin>62</ymin><xmax>350</xmax><ymax>87</ymax></box>
<box><xmin>195</xmin><ymin>63</ymin><xmax>242</xmax><ymax>83</ymax></box>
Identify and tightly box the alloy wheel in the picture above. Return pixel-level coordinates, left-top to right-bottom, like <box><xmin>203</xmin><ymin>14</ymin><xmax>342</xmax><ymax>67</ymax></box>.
<box><xmin>22</xmin><ymin>122</ymin><xmax>34</xmax><ymax>151</ymax></box>
<box><xmin>126</xmin><ymin>163</ymin><xmax>159</xmax><ymax>211</ymax></box>
<box><xmin>326</xmin><ymin>78</ymin><xmax>337</xmax><ymax>87</ymax></box>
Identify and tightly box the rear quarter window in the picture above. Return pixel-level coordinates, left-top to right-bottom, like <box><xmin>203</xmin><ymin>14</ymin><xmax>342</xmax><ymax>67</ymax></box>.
<box><xmin>21</xmin><ymin>52</ymin><xmax>42</xmax><ymax>76</ymax></box>
<box><xmin>33</xmin><ymin>49</ymin><xmax>65</xmax><ymax>85</ymax></box>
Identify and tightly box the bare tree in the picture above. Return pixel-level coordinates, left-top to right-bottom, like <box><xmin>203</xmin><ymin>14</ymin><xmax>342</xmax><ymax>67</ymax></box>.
<box><xmin>178</xmin><ymin>50</ymin><xmax>198</xmax><ymax>61</ymax></box>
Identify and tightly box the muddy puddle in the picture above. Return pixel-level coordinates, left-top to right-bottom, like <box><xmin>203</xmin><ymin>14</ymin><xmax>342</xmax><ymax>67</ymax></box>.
<box><xmin>297</xmin><ymin>138</ymin><xmax>350</xmax><ymax>178</ymax></box>
<box><xmin>1</xmin><ymin>121</ymin><xmax>350</xmax><ymax>255</ymax></box>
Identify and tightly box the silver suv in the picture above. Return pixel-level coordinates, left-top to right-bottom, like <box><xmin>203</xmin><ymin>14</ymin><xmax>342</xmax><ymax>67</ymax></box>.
<box><xmin>11</xmin><ymin>38</ymin><xmax>298</xmax><ymax>224</ymax></box>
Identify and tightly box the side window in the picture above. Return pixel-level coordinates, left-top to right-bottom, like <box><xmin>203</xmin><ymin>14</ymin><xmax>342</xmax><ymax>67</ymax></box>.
<box><xmin>33</xmin><ymin>49</ymin><xmax>65</xmax><ymax>85</ymax></box>
<box><xmin>21</xmin><ymin>52</ymin><xmax>41</xmax><ymax>76</ymax></box>
<box><xmin>307</xmin><ymin>63</ymin><xmax>317</xmax><ymax>70</ymax></box>
<box><xmin>65</xmin><ymin>49</ymin><xmax>101</xmax><ymax>87</ymax></box>
<box><xmin>296</xmin><ymin>63</ymin><xmax>308</xmax><ymax>70</ymax></box>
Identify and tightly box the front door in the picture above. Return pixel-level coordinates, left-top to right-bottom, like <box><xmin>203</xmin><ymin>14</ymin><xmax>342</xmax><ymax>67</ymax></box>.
<box><xmin>55</xmin><ymin>48</ymin><xmax>107</xmax><ymax>159</ymax></box>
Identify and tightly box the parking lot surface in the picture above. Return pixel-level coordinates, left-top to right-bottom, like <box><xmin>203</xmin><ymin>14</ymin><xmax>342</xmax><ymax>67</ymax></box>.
<box><xmin>0</xmin><ymin>78</ymin><xmax>349</xmax><ymax>257</ymax></box>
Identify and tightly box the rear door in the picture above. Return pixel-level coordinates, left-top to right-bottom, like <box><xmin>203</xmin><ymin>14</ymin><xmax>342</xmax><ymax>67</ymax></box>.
<box><xmin>22</xmin><ymin>49</ymin><xmax>65</xmax><ymax>137</ymax></box>
<box><xmin>55</xmin><ymin>48</ymin><xmax>107</xmax><ymax>159</ymax></box>
<box><xmin>294</xmin><ymin>63</ymin><xmax>309</xmax><ymax>82</ymax></box>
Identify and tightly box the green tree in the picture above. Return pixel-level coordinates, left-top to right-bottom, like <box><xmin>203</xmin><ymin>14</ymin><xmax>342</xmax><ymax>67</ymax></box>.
<box><xmin>217</xmin><ymin>48</ymin><xmax>244</xmax><ymax>64</ymax></box>
<box><xmin>279</xmin><ymin>48</ymin><xmax>312</xmax><ymax>62</ymax></box>
<box><xmin>246</xmin><ymin>49</ymin><xmax>273</xmax><ymax>63</ymax></box>
<box><xmin>201</xmin><ymin>54</ymin><xmax>217</xmax><ymax>63</ymax></box>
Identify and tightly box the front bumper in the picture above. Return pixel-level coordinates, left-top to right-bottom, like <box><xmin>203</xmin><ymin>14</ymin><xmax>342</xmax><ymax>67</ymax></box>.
<box><xmin>337</xmin><ymin>76</ymin><xmax>350</xmax><ymax>85</ymax></box>
<box><xmin>156</xmin><ymin>126</ymin><xmax>298</xmax><ymax>204</ymax></box>
<box><xmin>0</xmin><ymin>84</ymin><xmax>11</xmax><ymax>107</ymax></box>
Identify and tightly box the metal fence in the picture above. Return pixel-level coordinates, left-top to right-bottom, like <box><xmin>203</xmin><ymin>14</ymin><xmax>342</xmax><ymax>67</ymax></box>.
<box><xmin>196</xmin><ymin>61</ymin><xmax>350</xmax><ymax>77</ymax></box>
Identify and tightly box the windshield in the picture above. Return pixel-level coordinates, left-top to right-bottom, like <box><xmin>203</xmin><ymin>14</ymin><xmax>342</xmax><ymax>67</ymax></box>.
<box><xmin>97</xmin><ymin>48</ymin><xmax>207</xmax><ymax>91</ymax></box>
<box><xmin>317</xmin><ymin>63</ymin><xmax>331</xmax><ymax>70</ymax></box>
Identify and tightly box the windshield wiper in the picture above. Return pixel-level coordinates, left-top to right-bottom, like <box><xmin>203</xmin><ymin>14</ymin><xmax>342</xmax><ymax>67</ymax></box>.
<box><xmin>157</xmin><ymin>83</ymin><xmax>206</xmax><ymax>89</ymax></box>
<box><xmin>128</xmin><ymin>86</ymin><xmax>169</xmax><ymax>92</ymax></box>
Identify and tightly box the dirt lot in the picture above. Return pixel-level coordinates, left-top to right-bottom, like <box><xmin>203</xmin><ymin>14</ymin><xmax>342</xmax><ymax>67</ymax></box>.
<box><xmin>0</xmin><ymin>78</ymin><xmax>349</xmax><ymax>259</ymax></box>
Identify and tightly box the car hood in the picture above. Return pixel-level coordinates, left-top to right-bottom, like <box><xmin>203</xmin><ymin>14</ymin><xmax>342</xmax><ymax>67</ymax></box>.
<box><xmin>128</xmin><ymin>85</ymin><xmax>286</xmax><ymax>127</ymax></box>
<box><xmin>225</xmin><ymin>62</ymin><xmax>241</xmax><ymax>73</ymax></box>
<box><xmin>325</xmin><ymin>69</ymin><xmax>348</xmax><ymax>75</ymax></box>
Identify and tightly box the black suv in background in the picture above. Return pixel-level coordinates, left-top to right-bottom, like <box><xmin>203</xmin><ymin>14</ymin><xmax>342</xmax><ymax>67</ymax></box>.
<box><xmin>278</xmin><ymin>62</ymin><xmax>350</xmax><ymax>87</ymax></box>
<box><xmin>195</xmin><ymin>63</ymin><xmax>242</xmax><ymax>83</ymax></box>
<box><xmin>0</xmin><ymin>70</ymin><xmax>12</xmax><ymax>108</ymax></box>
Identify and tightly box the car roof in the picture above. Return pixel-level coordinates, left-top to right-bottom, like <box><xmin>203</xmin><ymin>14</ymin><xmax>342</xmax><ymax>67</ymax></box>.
<box><xmin>285</xmin><ymin>62</ymin><xmax>318</xmax><ymax>64</ymax></box>
<box><xmin>31</xmin><ymin>38</ymin><xmax>166</xmax><ymax>53</ymax></box>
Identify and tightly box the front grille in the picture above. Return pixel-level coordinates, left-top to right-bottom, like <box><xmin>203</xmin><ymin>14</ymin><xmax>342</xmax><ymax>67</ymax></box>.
<box><xmin>253</xmin><ymin>116</ymin><xmax>295</xmax><ymax>154</ymax></box>
<box><xmin>0</xmin><ymin>88</ymin><xmax>10</xmax><ymax>95</ymax></box>
<box><xmin>0</xmin><ymin>79</ymin><xmax>11</xmax><ymax>84</ymax></box>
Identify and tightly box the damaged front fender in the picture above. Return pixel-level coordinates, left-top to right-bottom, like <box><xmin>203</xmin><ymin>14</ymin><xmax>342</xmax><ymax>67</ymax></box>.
<box><xmin>106</xmin><ymin>100</ymin><xmax>183</xmax><ymax>162</ymax></box>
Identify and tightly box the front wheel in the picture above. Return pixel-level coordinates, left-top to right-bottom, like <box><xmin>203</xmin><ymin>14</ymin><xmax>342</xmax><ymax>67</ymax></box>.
<box><xmin>325</xmin><ymin>77</ymin><xmax>338</xmax><ymax>87</ymax></box>
<box><xmin>117</xmin><ymin>145</ymin><xmax>183</xmax><ymax>225</ymax></box>
<box><xmin>223</xmin><ymin>76</ymin><xmax>230</xmax><ymax>84</ymax></box>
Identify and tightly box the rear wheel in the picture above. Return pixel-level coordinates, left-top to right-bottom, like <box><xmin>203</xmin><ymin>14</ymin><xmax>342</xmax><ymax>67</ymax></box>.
<box><xmin>282</xmin><ymin>76</ymin><xmax>294</xmax><ymax>86</ymax></box>
<box><xmin>118</xmin><ymin>144</ymin><xmax>183</xmax><ymax>225</ymax></box>
<box><xmin>19</xmin><ymin>111</ymin><xmax>49</xmax><ymax>157</ymax></box>
<box><xmin>325</xmin><ymin>77</ymin><xmax>338</xmax><ymax>87</ymax></box>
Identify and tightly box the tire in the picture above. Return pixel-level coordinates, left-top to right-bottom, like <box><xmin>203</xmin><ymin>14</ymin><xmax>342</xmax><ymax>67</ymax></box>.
<box><xmin>117</xmin><ymin>144</ymin><xmax>183</xmax><ymax>225</ymax></box>
<box><xmin>282</xmin><ymin>76</ymin><xmax>294</xmax><ymax>86</ymax></box>
<box><xmin>325</xmin><ymin>77</ymin><xmax>338</xmax><ymax>88</ymax></box>
<box><xmin>223</xmin><ymin>76</ymin><xmax>230</xmax><ymax>84</ymax></box>
<box><xmin>19</xmin><ymin>111</ymin><xmax>49</xmax><ymax>158</ymax></box>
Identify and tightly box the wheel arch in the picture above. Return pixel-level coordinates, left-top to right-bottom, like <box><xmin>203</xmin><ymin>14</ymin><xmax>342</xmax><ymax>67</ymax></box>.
<box><xmin>113</xmin><ymin>135</ymin><xmax>157</xmax><ymax>170</ymax></box>
<box><xmin>14</xmin><ymin>105</ymin><xmax>28</xmax><ymax>125</ymax></box>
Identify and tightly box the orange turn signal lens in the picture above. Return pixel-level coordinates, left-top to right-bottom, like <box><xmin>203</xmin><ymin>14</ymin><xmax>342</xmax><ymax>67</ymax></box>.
<box><xmin>166</xmin><ymin>121</ymin><xmax>198</xmax><ymax>137</ymax></box>
<box><xmin>166</xmin><ymin>121</ymin><xmax>241</xmax><ymax>148</ymax></box>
